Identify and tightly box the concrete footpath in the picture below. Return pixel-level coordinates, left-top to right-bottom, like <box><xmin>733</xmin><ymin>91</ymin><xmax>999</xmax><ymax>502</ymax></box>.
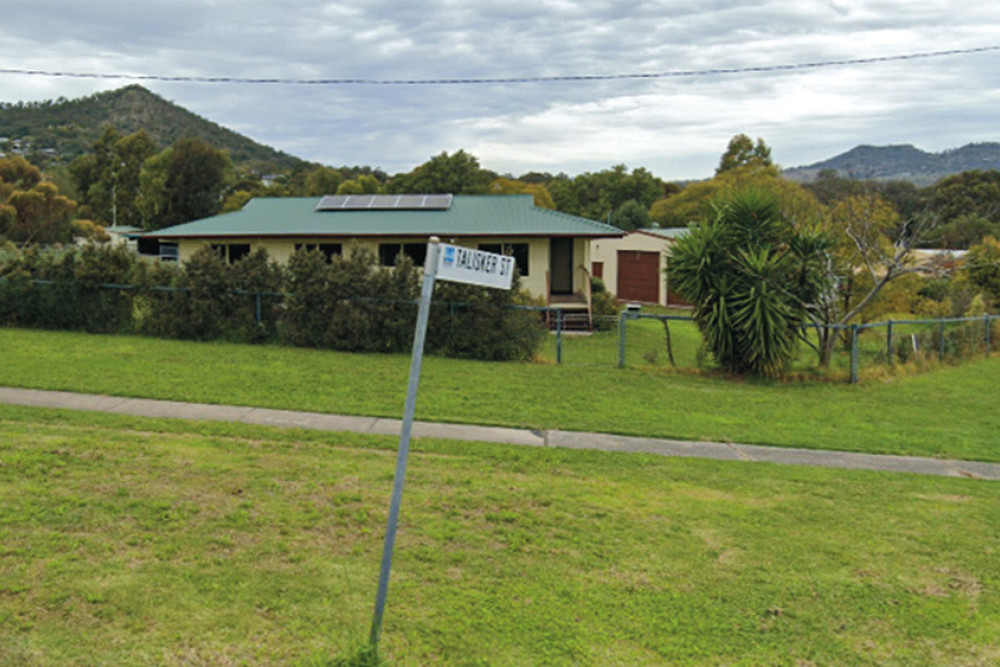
<box><xmin>2</xmin><ymin>385</ymin><xmax>999</xmax><ymax>481</ymax></box>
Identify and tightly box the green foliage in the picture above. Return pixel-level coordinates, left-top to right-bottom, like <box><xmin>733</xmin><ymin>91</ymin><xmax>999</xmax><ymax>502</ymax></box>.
<box><xmin>70</xmin><ymin>127</ymin><xmax>157</xmax><ymax>227</ymax></box>
<box><xmin>140</xmin><ymin>137</ymin><xmax>233</xmax><ymax>230</ymax></box>
<box><xmin>547</xmin><ymin>164</ymin><xmax>666</xmax><ymax>221</ymax></box>
<box><xmin>427</xmin><ymin>275</ymin><xmax>546</xmax><ymax>361</ymax></box>
<box><xmin>488</xmin><ymin>177</ymin><xmax>556</xmax><ymax>209</ymax></box>
<box><xmin>669</xmin><ymin>188</ymin><xmax>831</xmax><ymax>377</ymax></box>
<box><xmin>0</xmin><ymin>244</ymin><xmax>136</xmax><ymax>332</ymax></box>
<box><xmin>0</xmin><ymin>156</ymin><xmax>77</xmax><ymax>244</ymax></box>
<box><xmin>134</xmin><ymin>246</ymin><xmax>282</xmax><ymax>342</ymax></box>
<box><xmin>135</xmin><ymin>246</ymin><xmax>238</xmax><ymax>340</ymax></box>
<box><xmin>716</xmin><ymin>134</ymin><xmax>773</xmax><ymax>174</ymax></box>
<box><xmin>610</xmin><ymin>198</ymin><xmax>651</xmax><ymax>231</ymax></box>
<box><xmin>589</xmin><ymin>287</ymin><xmax>621</xmax><ymax>331</ymax></box>
<box><xmin>964</xmin><ymin>235</ymin><xmax>1000</xmax><ymax>306</ymax></box>
<box><xmin>0</xmin><ymin>85</ymin><xmax>305</xmax><ymax>171</ymax></box>
<box><xmin>282</xmin><ymin>247</ymin><xmax>419</xmax><ymax>352</ymax></box>
<box><xmin>387</xmin><ymin>150</ymin><xmax>496</xmax><ymax>195</ymax></box>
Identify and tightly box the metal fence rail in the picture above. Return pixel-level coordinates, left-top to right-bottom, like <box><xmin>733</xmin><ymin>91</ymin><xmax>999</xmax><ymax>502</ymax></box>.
<box><xmin>2</xmin><ymin>277</ymin><xmax>996</xmax><ymax>381</ymax></box>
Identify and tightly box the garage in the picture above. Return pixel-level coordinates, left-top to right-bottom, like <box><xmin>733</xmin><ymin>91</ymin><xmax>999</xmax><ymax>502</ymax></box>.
<box><xmin>616</xmin><ymin>250</ymin><xmax>660</xmax><ymax>303</ymax></box>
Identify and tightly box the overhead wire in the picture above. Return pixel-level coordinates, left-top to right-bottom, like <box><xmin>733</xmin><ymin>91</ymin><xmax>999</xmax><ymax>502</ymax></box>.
<box><xmin>0</xmin><ymin>46</ymin><xmax>997</xmax><ymax>86</ymax></box>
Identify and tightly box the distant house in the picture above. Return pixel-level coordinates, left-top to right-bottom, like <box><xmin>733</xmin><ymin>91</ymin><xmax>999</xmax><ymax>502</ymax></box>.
<box><xmin>142</xmin><ymin>194</ymin><xmax>624</xmax><ymax>316</ymax></box>
<box><xmin>589</xmin><ymin>228</ymin><xmax>691</xmax><ymax>307</ymax></box>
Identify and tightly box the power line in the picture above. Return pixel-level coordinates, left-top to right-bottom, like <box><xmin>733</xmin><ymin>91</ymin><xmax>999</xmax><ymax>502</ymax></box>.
<box><xmin>1</xmin><ymin>46</ymin><xmax>997</xmax><ymax>86</ymax></box>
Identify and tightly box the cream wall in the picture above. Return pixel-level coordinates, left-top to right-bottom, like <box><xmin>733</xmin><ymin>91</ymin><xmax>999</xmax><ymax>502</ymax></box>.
<box><xmin>589</xmin><ymin>232</ymin><xmax>675</xmax><ymax>307</ymax></box>
<box><xmin>172</xmin><ymin>236</ymin><xmax>593</xmax><ymax>303</ymax></box>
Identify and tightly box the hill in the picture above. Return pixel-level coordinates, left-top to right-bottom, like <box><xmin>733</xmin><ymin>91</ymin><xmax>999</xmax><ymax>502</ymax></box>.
<box><xmin>0</xmin><ymin>85</ymin><xmax>307</xmax><ymax>173</ymax></box>
<box><xmin>785</xmin><ymin>142</ymin><xmax>1000</xmax><ymax>185</ymax></box>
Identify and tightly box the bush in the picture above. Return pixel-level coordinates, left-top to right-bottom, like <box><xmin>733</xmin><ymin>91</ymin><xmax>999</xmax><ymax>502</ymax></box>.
<box><xmin>426</xmin><ymin>273</ymin><xmax>546</xmax><ymax>361</ymax></box>
<box><xmin>0</xmin><ymin>243</ymin><xmax>137</xmax><ymax>333</ymax></box>
<box><xmin>281</xmin><ymin>247</ymin><xmax>419</xmax><ymax>353</ymax></box>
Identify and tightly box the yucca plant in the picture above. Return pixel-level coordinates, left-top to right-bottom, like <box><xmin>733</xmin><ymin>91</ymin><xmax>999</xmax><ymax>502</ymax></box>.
<box><xmin>668</xmin><ymin>188</ymin><xmax>831</xmax><ymax>377</ymax></box>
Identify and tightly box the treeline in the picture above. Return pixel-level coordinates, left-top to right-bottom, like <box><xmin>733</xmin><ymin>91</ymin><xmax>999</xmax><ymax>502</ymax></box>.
<box><xmin>7</xmin><ymin>125</ymin><xmax>1000</xmax><ymax>252</ymax></box>
<box><xmin>0</xmin><ymin>243</ymin><xmax>546</xmax><ymax>361</ymax></box>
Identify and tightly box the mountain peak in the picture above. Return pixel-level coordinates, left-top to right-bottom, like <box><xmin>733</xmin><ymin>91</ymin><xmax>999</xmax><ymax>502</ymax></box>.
<box><xmin>785</xmin><ymin>142</ymin><xmax>1000</xmax><ymax>185</ymax></box>
<box><xmin>0</xmin><ymin>85</ymin><xmax>307</xmax><ymax>173</ymax></box>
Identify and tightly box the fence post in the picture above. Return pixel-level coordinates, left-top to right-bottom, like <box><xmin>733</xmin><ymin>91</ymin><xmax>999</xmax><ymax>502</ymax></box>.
<box><xmin>886</xmin><ymin>319</ymin><xmax>893</xmax><ymax>365</ymax></box>
<box><xmin>255</xmin><ymin>293</ymin><xmax>262</xmax><ymax>326</ymax></box>
<box><xmin>850</xmin><ymin>324</ymin><xmax>859</xmax><ymax>384</ymax></box>
<box><xmin>939</xmin><ymin>319</ymin><xmax>946</xmax><ymax>359</ymax></box>
<box><xmin>556</xmin><ymin>309</ymin><xmax>563</xmax><ymax>365</ymax></box>
<box><xmin>986</xmin><ymin>314</ymin><xmax>992</xmax><ymax>351</ymax></box>
<box><xmin>618</xmin><ymin>310</ymin><xmax>627</xmax><ymax>368</ymax></box>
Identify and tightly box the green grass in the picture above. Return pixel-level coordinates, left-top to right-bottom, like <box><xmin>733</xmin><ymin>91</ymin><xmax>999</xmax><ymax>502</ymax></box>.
<box><xmin>1</xmin><ymin>405</ymin><xmax>998</xmax><ymax>665</ymax></box>
<box><xmin>1</xmin><ymin>327</ymin><xmax>999</xmax><ymax>462</ymax></box>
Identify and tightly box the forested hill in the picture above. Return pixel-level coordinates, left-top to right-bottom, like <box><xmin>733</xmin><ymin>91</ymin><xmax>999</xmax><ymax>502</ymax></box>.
<box><xmin>0</xmin><ymin>85</ymin><xmax>306</xmax><ymax>172</ymax></box>
<box><xmin>785</xmin><ymin>142</ymin><xmax>1000</xmax><ymax>185</ymax></box>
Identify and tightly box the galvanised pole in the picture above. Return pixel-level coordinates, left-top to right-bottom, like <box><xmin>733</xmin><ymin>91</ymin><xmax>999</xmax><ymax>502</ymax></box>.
<box><xmin>850</xmin><ymin>324</ymin><xmax>860</xmax><ymax>384</ymax></box>
<box><xmin>886</xmin><ymin>319</ymin><xmax>894</xmax><ymax>365</ymax></box>
<box><xmin>618</xmin><ymin>310</ymin><xmax>627</xmax><ymax>368</ymax></box>
<box><xmin>556</xmin><ymin>309</ymin><xmax>563</xmax><ymax>364</ymax></box>
<box><xmin>369</xmin><ymin>238</ymin><xmax>440</xmax><ymax>649</ymax></box>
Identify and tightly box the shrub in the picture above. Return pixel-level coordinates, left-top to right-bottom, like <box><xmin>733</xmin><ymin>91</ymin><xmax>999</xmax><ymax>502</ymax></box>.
<box><xmin>427</xmin><ymin>273</ymin><xmax>545</xmax><ymax>361</ymax></box>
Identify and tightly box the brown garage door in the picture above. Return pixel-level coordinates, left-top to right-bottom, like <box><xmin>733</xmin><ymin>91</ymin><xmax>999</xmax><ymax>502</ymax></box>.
<box><xmin>617</xmin><ymin>250</ymin><xmax>659</xmax><ymax>303</ymax></box>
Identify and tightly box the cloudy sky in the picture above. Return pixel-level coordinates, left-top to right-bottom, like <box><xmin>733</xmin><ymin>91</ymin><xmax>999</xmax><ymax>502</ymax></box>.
<box><xmin>2</xmin><ymin>1</ymin><xmax>999</xmax><ymax>180</ymax></box>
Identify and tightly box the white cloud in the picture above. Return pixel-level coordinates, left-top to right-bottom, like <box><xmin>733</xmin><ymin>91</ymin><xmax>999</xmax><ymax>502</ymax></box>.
<box><xmin>1</xmin><ymin>1</ymin><xmax>998</xmax><ymax>178</ymax></box>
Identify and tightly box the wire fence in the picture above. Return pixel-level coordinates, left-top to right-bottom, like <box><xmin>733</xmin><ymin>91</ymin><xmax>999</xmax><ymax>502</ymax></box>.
<box><xmin>540</xmin><ymin>311</ymin><xmax>1000</xmax><ymax>383</ymax></box>
<box><xmin>2</xmin><ymin>277</ymin><xmax>996</xmax><ymax>381</ymax></box>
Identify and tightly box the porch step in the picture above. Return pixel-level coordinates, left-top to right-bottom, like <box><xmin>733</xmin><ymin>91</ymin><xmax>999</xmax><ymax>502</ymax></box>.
<box><xmin>548</xmin><ymin>311</ymin><xmax>592</xmax><ymax>332</ymax></box>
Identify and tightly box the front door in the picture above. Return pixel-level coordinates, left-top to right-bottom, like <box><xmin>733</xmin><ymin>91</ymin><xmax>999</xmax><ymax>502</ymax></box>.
<box><xmin>550</xmin><ymin>238</ymin><xmax>574</xmax><ymax>295</ymax></box>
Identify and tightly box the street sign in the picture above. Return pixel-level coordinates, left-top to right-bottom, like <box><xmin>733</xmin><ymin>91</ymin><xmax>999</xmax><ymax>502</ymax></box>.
<box><xmin>436</xmin><ymin>243</ymin><xmax>514</xmax><ymax>290</ymax></box>
<box><xmin>369</xmin><ymin>237</ymin><xmax>514</xmax><ymax>651</ymax></box>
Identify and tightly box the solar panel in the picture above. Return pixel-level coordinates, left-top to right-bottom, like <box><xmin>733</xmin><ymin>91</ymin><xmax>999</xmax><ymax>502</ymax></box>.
<box><xmin>316</xmin><ymin>194</ymin><xmax>453</xmax><ymax>211</ymax></box>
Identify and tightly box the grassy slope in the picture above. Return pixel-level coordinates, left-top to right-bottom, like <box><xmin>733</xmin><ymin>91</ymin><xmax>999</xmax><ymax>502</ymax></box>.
<box><xmin>1</xmin><ymin>407</ymin><xmax>997</xmax><ymax>665</ymax></box>
<box><xmin>1</xmin><ymin>328</ymin><xmax>998</xmax><ymax>462</ymax></box>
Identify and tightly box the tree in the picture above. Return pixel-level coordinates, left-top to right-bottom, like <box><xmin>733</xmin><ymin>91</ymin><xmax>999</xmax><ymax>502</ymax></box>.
<box><xmin>717</xmin><ymin>134</ymin><xmax>773</xmax><ymax>175</ymax></box>
<box><xmin>387</xmin><ymin>150</ymin><xmax>495</xmax><ymax>194</ymax></box>
<box><xmin>669</xmin><ymin>188</ymin><xmax>831</xmax><ymax>377</ymax></box>
<box><xmin>2</xmin><ymin>181</ymin><xmax>77</xmax><ymax>244</ymax></box>
<box><xmin>488</xmin><ymin>177</ymin><xmax>556</xmax><ymax>209</ymax></box>
<box><xmin>335</xmin><ymin>174</ymin><xmax>381</xmax><ymax>195</ymax></box>
<box><xmin>651</xmin><ymin>162</ymin><xmax>822</xmax><ymax>228</ymax></box>
<box><xmin>610</xmin><ymin>199</ymin><xmax>650</xmax><ymax>231</ymax></box>
<box><xmin>70</xmin><ymin>127</ymin><xmax>157</xmax><ymax>228</ymax></box>
<box><xmin>138</xmin><ymin>137</ymin><xmax>232</xmax><ymax>230</ymax></box>
<box><xmin>547</xmin><ymin>164</ymin><xmax>666</xmax><ymax>221</ymax></box>
<box><xmin>964</xmin><ymin>236</ymin><xmax>1000</xmax><ymax>306</ymax></box>
<box><xmin>303</xmin><ymin>166</ymin><xmax>343</xmax><ymax>196</ymax></box>
<box><xmin>809</xmin><ymin>193</ymin><xmax>941</xmax><ymax>365</ymax></box>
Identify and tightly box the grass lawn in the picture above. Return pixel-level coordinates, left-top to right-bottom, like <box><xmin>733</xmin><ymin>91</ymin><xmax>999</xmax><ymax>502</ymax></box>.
<box><xmin>1</xmin><ymin>405</ymin><xmax>998</xmax><ymax>665</ymax></box>
<box><xmin>1</xmin><ymin>327</ymin><xmax>999</xmax><ymax>463</ymax></box>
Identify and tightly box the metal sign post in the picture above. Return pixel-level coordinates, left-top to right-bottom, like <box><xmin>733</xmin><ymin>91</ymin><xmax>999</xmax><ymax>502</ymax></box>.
<box><xmin>369</xmin><ymin>238</ymin><xmax>512</xmax><ymax>649</ymax></box>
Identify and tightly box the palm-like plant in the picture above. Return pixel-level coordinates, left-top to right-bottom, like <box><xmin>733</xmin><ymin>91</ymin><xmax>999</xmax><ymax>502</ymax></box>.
<box><xmin>669</xmin><ymin>188</ymin><xmax>831</xmax><ymax>377</ymax></box>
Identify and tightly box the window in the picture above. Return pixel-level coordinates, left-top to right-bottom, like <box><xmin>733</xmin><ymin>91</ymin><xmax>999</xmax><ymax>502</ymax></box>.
<box><xmin>378</xmin><ymin>243</ymin><xmax>427</xmax><ymax>267</ymax></box>
<box><xmin>137</xmin><ymin>236</ymin><xmax>161</xmax><ymax>257</ymax></box>
<box><xmin>159</xmin><ymin>243</ymin><xmax>179</xmax><ymax>262</ymax></box>
<box><xmin>295</xmin><ymin>243</ymin><xmax>342</xmax><ymax>263</ymax></box>
<box><xmin>479</xmin><ymin>243</ymin><xmax>529</xmax><ymax>277</ymax></box>
<box><xmin>210</xmin><ymin>243</ymin><xmax>252</xmax><ymax>264</ymax></box>
<box><xmin>228</xmin><ymin>244</ymin><xmax>251</xmax><ymax>263</ymax></box>
<box><xmin>592</xmin><ymin>261</ymin><xmax>603</xmax><ymax>279</ymax></box>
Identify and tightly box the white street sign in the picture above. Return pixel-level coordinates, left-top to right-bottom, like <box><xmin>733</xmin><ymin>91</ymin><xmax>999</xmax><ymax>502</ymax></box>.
<box><xmin>436</xmin><ymin>243</ymin><xmax>514</xmax><ymax>290</ymax></box>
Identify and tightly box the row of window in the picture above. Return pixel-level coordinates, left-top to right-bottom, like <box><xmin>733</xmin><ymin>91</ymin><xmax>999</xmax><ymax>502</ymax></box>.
<box><xmin>143</xmin><ymin>241</ymin><xmax>531</xmax><ymax>277</ymax></box>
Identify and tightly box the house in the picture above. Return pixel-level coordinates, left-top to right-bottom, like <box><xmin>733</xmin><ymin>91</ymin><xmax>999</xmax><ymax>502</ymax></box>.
<box><xmin>589</xmin><ymin>227</ymin><xmax>690</xmax><ymax>307</ymax></box>
<box><xmin>143</xmin><ymin>193</ymin><xmax>624</xmax><ymax>317</ymax></box>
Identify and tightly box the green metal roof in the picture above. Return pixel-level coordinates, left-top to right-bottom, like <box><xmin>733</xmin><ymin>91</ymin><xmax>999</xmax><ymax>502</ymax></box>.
<box><xmin>637</xmin><ymin>227</ymin><xmax>690</xmax><ymax>239</ymax></box>
<box><xmin>148</xmin><ymin>195</ymin><xmax>625</xmax><ymax>240</ymax></box>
